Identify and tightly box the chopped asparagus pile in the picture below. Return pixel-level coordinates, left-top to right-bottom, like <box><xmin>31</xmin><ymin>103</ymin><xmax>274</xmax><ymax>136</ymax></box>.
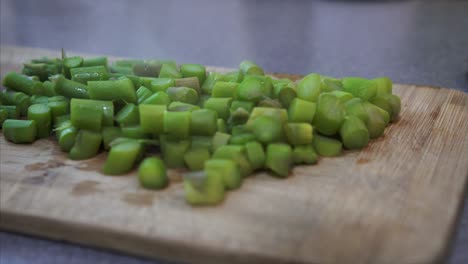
<box><xmin>0</xmin><ymin>51</ymin><xmax>401</xmax><ymax>206</ymax></box>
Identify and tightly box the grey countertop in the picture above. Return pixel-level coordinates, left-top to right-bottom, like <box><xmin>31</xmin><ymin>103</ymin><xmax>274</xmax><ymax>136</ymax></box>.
<box><xmin>0</xmin><ymin>0</ymin><xmax>467</xmax><ymax>263</ymax></box>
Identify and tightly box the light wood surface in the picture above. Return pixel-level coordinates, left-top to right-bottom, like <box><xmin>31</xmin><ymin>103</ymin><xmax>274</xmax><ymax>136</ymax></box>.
<box><xmin>1</xmin><ymin>46</ymin><xmax>467</xmax><ymax>264</ymax></box>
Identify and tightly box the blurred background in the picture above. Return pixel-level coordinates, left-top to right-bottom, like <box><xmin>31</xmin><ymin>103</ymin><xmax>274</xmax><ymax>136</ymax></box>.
<box><xmin>1</xmin><ymin>0</ymin><xmax>467</xmax><ymax>90</ymax></box>
<box><xmin>0</xmin><ymin>0</ymin><xmax>467</xmax><ymax>264</ymax></box>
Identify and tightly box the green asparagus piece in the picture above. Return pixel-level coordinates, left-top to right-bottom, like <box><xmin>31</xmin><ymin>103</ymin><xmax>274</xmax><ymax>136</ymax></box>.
<box><xmin>236</xmin><ymin>77</ymin><xmax>264</xmax><ymax>103</ymax></box>
<box><xmin>370</xmin><ymin>94</ymin><xmax>401</xmax><ymax>121</ymax></box>
<box><xmin>121</xmin><ymin>125</ymin><xmax>148</xmax><ymax>139</ymax></box>
<box><xmin>70</xmin><ymin>66</ymin><xmax>108</xmax><ymax>84</ymax></box>
<box><xmin>273</xmin><ymin>81</ymin><xmax>297</xmax><ymax>108</ymax></box>
<box><xmin>0</xmin><ymin>105</ymin><xmax>20</xmax><ymax>119</ymax></box>
<box><xmin>112</xmin><ymin>66</ymin><xmax>135</xmax><ymax>76</ymax></box>
<box><xmin>345</xmin><ymin>98</ymin><xmax>369</xmax><ymax>123</ymax></box>
<box><xmin>63</xmin><ymin>56</ymin><xmax>83</xmax><ymax>78</ymax></box>
<box><xmin>166</xmin><ymin>87</ymin><xmax>199</xmax><ymax>105</ymax></box>
<box><xmin>163</xmin><ymin>139</ymin><xmax>191</xmax><ymax>168</ymax></box>
<box><xmin>312</xmin><ymin>133</ymin><xmax>342</xmax><ymax>157</ymax></box>
<box><xmin>41</xmin><ymin>80</ymin><xmax>57</xmax><ymax>96</ymax></box>
<box><xmin>174</xmin><ymin>77</ymin><xmax>201</xmax><ymax>95</ymax></box>
<box><xmin>222</xmin><ymin>70</ymin><xmax>243</xmax><ymax>83</ymax></box>
<box><xmin>230</xmin><ymin>100</ymin><xmax>254</xmax><ymax>113</ymax></box>
<box><xmin>0</xmin><ymin>109</ymin><xmax>8</xmax><ymax>127</ymax></box>
<box><xmin>30</xmin><ymin>95</ymin><xmax>49</xmax><ymax>105</ymax></box>
<box><xmin>141</xmin><ymin>91</ymin><xmax>171</xmax><ymax>106</ymax></box>
<box><xmin>285</xmin><ymin>123</ymin><xmax>313</xmax><ymax>146</ymax></box>
<box><xmin>213</xmin><ymin>145</ymin><xmax>252</xmax><ymax>178</ymax></box>
<box><xmin>159</xmin><ymin>64</ymin><xmax>182</xmax><ymax>78</ymax></box>
<box><xmin>252</xmin><ymin>115</ymin><xmax>283</xmax><ymax>144</ymax></box>
<box><xmin>229</xmin><ymin>133</ymin><xmax>256</xmax><ymax>145</ymax></box>
<box><xmin>231</xmin><ymin>125</ymin><xmax>248</xmax><ymax>136</ymax></box>
<box><xmin>139</xmin><ymin>104</ymin><xmax>166</xmax><ymax>136</ymax></box>
<box><xmin>372</xmin><ymin>77</ymin><xmax>393</xmax><ymax>96</ymax></box>
<box><xmin>313</xmin><ymin>93</ymin><xmax>345</xmax><ymax>136</ymax></box>
<box><xmin>228</xmin><ymin>107</ymin><xmax>250</xmax><ymax>125</ymax></box>
<box><xmin>132</xmin><ymin>62</ymin><xmax>162</xmax><ymax>77</ymax></box>
<box><xmin>217</xmin><ymin>118</ymin><xmax>227</xmax><ymax>133</ymax></box>
<box><xmin>58</xmin><ymin>126</ymin><xmax>78</xmax><ymax>152</ymax></box>
<box><xmin>70</xmin><ymin>98</ymin><xmax>114</xmax><ymax>131</ymax></box>
<box><xmin>31</xmin><ymin>57</ymin><xmax>61</xmax><ymax>64</ymax></box>
<box><xmin>296</xmin><ymin>73</ymin><xmax>322</xmax><ymax>102</ymax></box>
<box><xmin>184</xmin><ymin>170</ymin><xmax>225</xmax><ymax>205</ymax></box>
<box><xmin>27</xmin><ymin>104</ymin><xmax>52</xmax><ymax>139</ymax></box>
<box><xmin>102</xmin><ymin>126</ymin><xmax>123</xmax><ymax>150</ymax></box>
<box><xmin>88</xmin><ymin>78</ymin><xmax>137</xmax><ymax>104</ymax></box>
<box><xmin>292</xmin><ymin>145</ymin><xmax>318</xmax><ymax>165</ymax></box>
<box><xmin>191</xmin><ymin>136</ymin><xmax>213</xmax><ymax>151</ymax></box>
<box><xmin>22</xmin><ymin>63</ymin><xmax>61</xmax><ymax>81</ymax></box>
<box><xmin>150</xmin><ymin>78</ymin><xmax>175</xmax><ymax>93</ymax></box>
<box><xmin>205</xmin><ymin>159</ymin><xmax>241</xmax><ymax>190</ymax></box>
<box><xmin>0</xmin><ymin>90</ymin><xmax>31</xmax><ymax>116</ymax></box>
<box><xmin>340</xmin><ymin>116</ymin><xmax>370</xmax><ymax>149</ymax></box>
<box><xmin>138</xmin><ymin>157</ymin><xmax>168</xmax><ymax>189</ymax></box>
<box><xmin>258</xmin><ymin>98</ymin><xmax>282</xmax><ymax>108</ymax></box>
<box><xmin>138</xmin><ymin>76</ymin><xmax>161</xmax><ymax>88</ymax></box>
<box><xmin>362</xmin><ymin>101</ymin><xmax>388</xmax><ymax>139</ymax></box>
<box><xmin>370</xmin><ymin>100</ymin><xmax>391</xmax><ymax>124</ymax></box>
<box><xmin>265</xmin><ymin>143</ymin><xmax>293</xmax><ymax>177</ymax></box>
<box><xmin>115</xmin><ymin>103</ymin><xmax>139</xmax><ymax>127</ymax></box>
<box><xmin>244</xmin><ymin>75</ymin><xmax>273</xmax><ymax>97</ymax></box>
<box><xmin>239</xmin><ymin>60</ymin><xmax>264</xmax><ymax>76</ymax></box>
<box><xmin>184</xmin><ymin>148</ymin><xmax>211</xmax><ymax>171</ymax></box>
<box><xmin>167</xmin><ymin>102</ymin><xmax>200</xmax><ymax>112</ymax></box>
<box><xmin>103</xmin><ymin>139</ymin><xmax>144</xmax><ymax>175</ymax></box>
<box><xmin>82</xmin><ymin>57</ymin><xmax>108</xmax><ymax>68</ymax></box>
<box><xmin>2</xmin><ymin>119</ymin><xmax>37</xmax><ymax>143</ymax></box>
<box><xmin>246</xmin><ymin>107</ymin><xmax>288</xmax><ymax>128</ymax></box>
<box><xmin>321</xmin><ymin>76</ymin><xmax>343</xmax><ymax>92</ymax></box>
<box><xmin>342</xmin><ymin>77</ymin><xmax>377</xmax><ymax>101</ymax></box>
<box><xmin>24</xmin><ymin>75</ymin><xmax>40</xmax><ymax>81</ymax></box>
<box><xmin>244</xmin><ymin>141</ymin><xmax>266</xmax><ymax>170</ymax></box>
<box><xmin>119</xmin><ymin>75</ymin><xmax>142</xmax><ymax>88</ymax></box>
<box><xmin>69</xmin><ymin>129</ymin><xmax>102</xmax><ymax>160</ymax></box>
<box><xmin>329</xmin><ymin>90</ymin><xmax>354</xmax><ymax>104</ymax></box>
<box><xmin>54</xmin><ymin>116</ymin><xmax>71</xmax><ymax>136</ymax></box>
<box><xmin>48</xmin><ymin>100</ymin><xmax>69</xmax><ymax>123</ymax></box>
<box><xmin>180</xmin><ymin>64</ymin><xmax>207</xmax><ymax>86</ymax></box>
<box><xmin>203</xmin><ymin>98</ymin><xmax>232</xmax><ymax>120</ymax></box>
<box><xmin>164</xmin><ymin>111</ymin><xmax>191</xmax><ymax>139</ymax></box>
<box><xmin>136</xmin><ymin>86</ymin><xmax>153</xmax><ymax>104</ymax></box>
<box><xmin>212</xmin><ymin>81</ymin><xmax>238</xmax><ymax>98</ymax></box>
<box><xmin>69</xmin><ymin>101</ymin><xmax>102</xmax><ymax>132</ymax></box>
<box><xmin>2</xmin><ymin>72</ymin><xmax>42</xmax><ymax>95</ymax></box>
<box><xmin>190</xmin><ymin>109</ymin><xmax>218</xmax><ymax>136</ymax></box>
<box><xmin>288</xmin><ymin>98</ymin><xmax>316</xmax><ymax>123</ymax></box>
<box><xmin>201</xmin><ymin>72</ymin><xmax>224</xmax><ymax>94</ymax></box>
<box><xmin>52</xmin><ymin>74</ymin><xmax>89</xmax><ymax>99</ymax></box>
<box><xmin>211</xmin><ymin>132</ymin><xmax>231</xmax><ymax>152</ymax></box>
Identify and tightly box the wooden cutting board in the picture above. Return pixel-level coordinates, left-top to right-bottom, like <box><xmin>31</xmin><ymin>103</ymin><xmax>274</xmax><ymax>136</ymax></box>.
<box><xmin>1</xmin><ymin>46</ymin><xmax>467</xmax><ymax>264</ymax></box>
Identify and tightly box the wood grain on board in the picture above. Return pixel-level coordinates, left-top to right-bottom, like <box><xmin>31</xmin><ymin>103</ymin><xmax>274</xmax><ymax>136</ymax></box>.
<box><xmin>0</xmin><ymin>46</ymin><xmax>467</xmax><ymax>264</ymax></box>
